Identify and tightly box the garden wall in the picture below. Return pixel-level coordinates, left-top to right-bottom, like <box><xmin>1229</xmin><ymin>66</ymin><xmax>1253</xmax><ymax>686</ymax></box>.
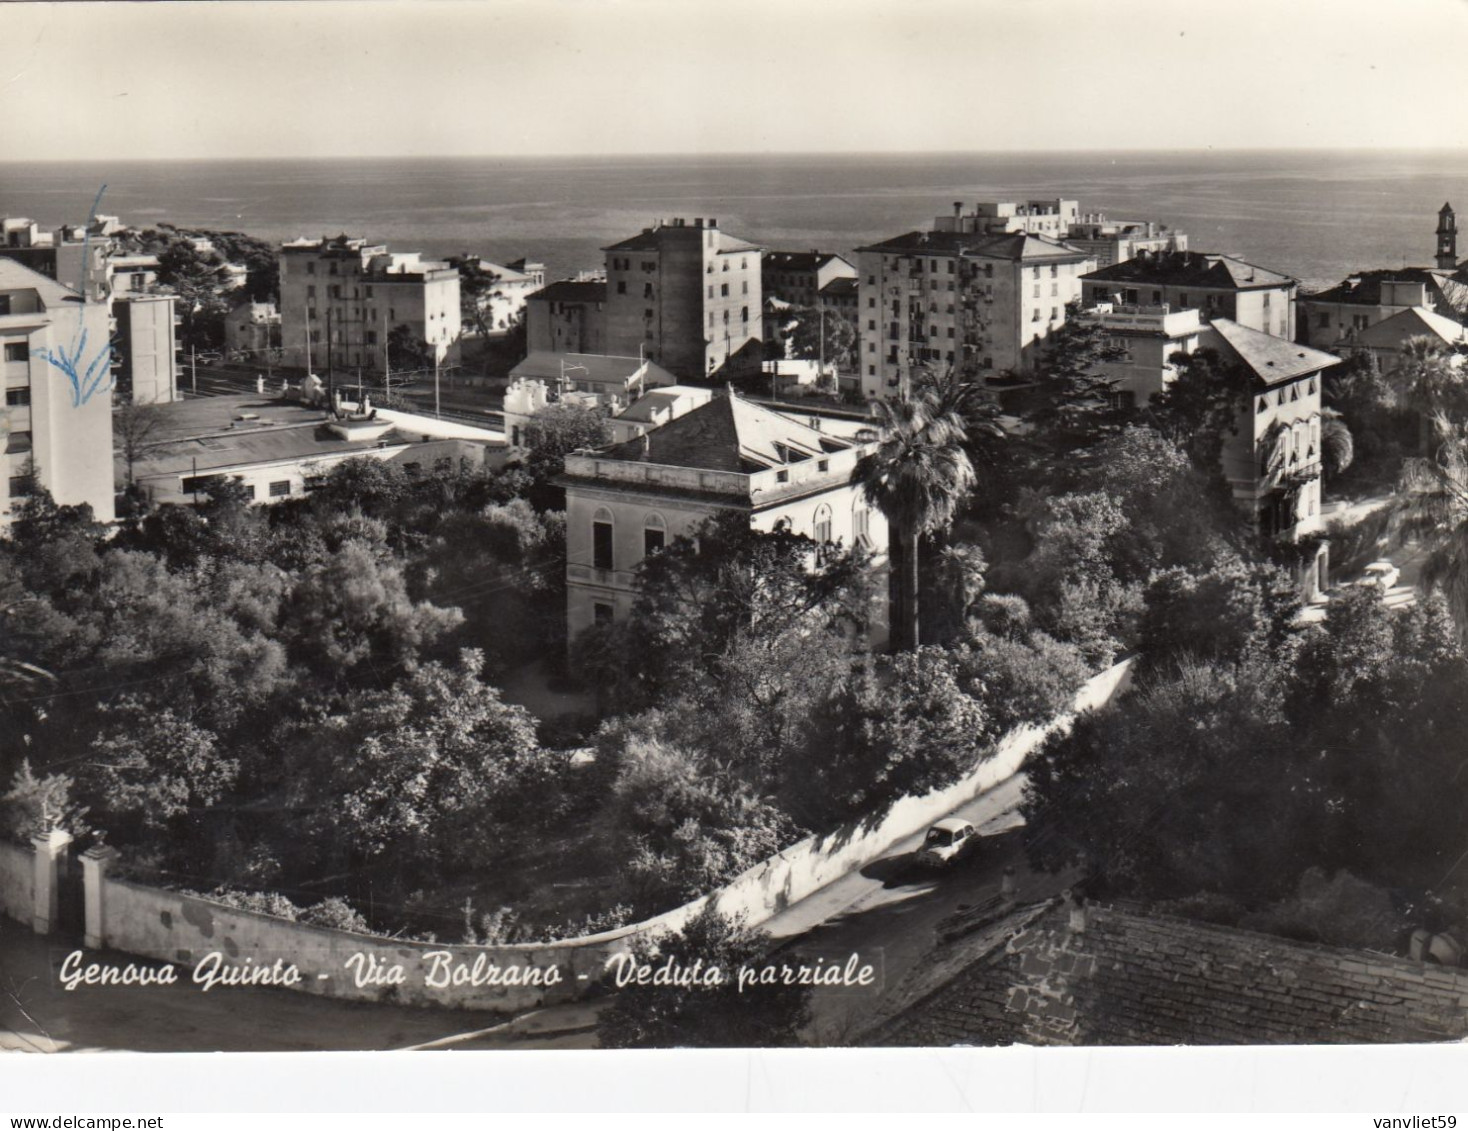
<box><xmin>89</xmin><ymin>655</ymin><xmax>1135</xmax><ymax>1013</ymax></box>
<box><xmin>0</xmin><ymin>839</ymin><xmax>34</xmax><ymax>926</ymax></box>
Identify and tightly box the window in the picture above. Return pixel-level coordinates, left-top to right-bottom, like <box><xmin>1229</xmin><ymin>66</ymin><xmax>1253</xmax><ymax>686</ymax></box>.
<box><xmin>329</xmin><ymin>262</ymin><xmax>338</xmax><ymax>276</ymax></box>
<box><xmin>365</xmin><ymin>330</ymin><xmax>378</xmax><ymax>346</ymax></box>
<box><xmin>1151</xmin><ymin>290</ymin><xmax>1162</xmax><ymax>304</ymax></box>
<box><xmin>616</xmin><ymin>281</ymin><xmax>627</xmax><ymax>295</ymax></box>
<box><xmin>720</xmin><ymin>283</ymin><xmax>729</xmax><ymax>297</ymax></box>
<box><xmin>868</xmin><ymin>364</ymin><xmax>876</xmax><ymax>376</ymax></box>
<box><xmin>817</xmin><ymin>458</ymin><xmax>829</xmax><ymax>472</ymax></box>
<box><xmin>868</xmin><ymin>320</ymin><xmax>876</xmax><ymax>331</ymax></box>
<box><xmin>643</xmin><ymin>283</ymin><xmax>654</xmax><ymax>299</ymax></box>
<box><xmin>1180</xmin><ymin>294</ymin><xmax>1189</xmax><ymax>307</ymax></box>
<box><xmin>307</xmin><ymin>285</ymin><xmax>317</xmax><ymax>299</ymax></box>
<box><xmin>8</xmin><ymin>475</ymin><xmax>31</xmax><ymax>498</ymax></box>
<box><xmin>5</xmin><ymin>386</ymin><xmax>30</xmax><ymax>406</ymax></box>
<box><xmin>853</xmin><ymin>506</ymin><xmax>870</xmax><ymax>547</ymax></box>
<box><xmin>268</xmin><ymin>480</ymin><xmax>291</xmax><ymax>498</ymax></box>
<box><xmin>1257</xmin><ymin>395</ymin><xmax>1268</xmax><ymax>414</ymax></box>
<box><xmin>592</xmin><ymin>509</ymin><xmax>614</xmax><ymax>571</ymax></box>
<box><xmin>741</xmin><ymin>306</ymin><xmax>749</xmax><ymax>323</ymax></box>
<box><xmin>330</xmin><ymin>284</ymin><xmax>341</xmax><ymax>299</ymax></box>
<box><xmin>4</xmin><ymin>343</ymin><xmax>28</xmax><ymax>363</ymax></box>
<box><xmin>1031</xmin><ymin>310</ymin><xmax>1041</xmax><ymax>322</ymax></box>
<box><xmin>365</xmin><ymin>286</ymin><xmax>374</xmax><ymax>299</ymax></box>
<box><xmin>645</xmin><ymin>308</ymin><xmax>654</xmax><ymax>320</ymax></box>
<box><xmin>1352</xmin><ymin>314</ymin><xmax>1369</xmax><ymax>331</ymax></box>
<box><xmin>1050</xmin><ymin>265</ymin><xmax>1058</xmax><ymax>277</ymax></box>
<box><xmin>814</xmin><ymin>504</ymin><xmax>832</xmax><ymax>545</ymax></box>
<box><xmin>593</xmin><ymin>602</ymin><xmax>614</xmax><ymax>625</ymax></box>
<box><xmin>708</xmin><ymin>285</ymin><xmax>714</xmax><ymax>299</ymax></box>
<box><xmin>644</xmin><ymin>513</ymin><xmax>666</xmax><ymax>557</ymax></box>
<box><xmin>4</xmin><ymin>431</ymin><xmax>31</xmax><ymax>454</ymax></box>
<box><xmin>1317</xmin><ymin>312</ymin><xmax>1330</xmax><ymax>329</ymax></box>
<box><xmin>306</xmin><ymin>262</ymin><xmax>315</xmax><ymax>275</ymax></box>
<box><xmin>868</xmin><ymin>297</ymin><xmax>876</xmax><ymax>308</ymax></box>
<box><xmin>776</xmin><ymin>469</ymin><xmax>789</xmax><ymax>484</ymax></box>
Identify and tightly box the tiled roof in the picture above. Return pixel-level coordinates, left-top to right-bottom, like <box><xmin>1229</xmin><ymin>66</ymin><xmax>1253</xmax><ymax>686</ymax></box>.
<box><xmin>594</xmin><ymin>392</ymin><xmax>850</xmax><ymax>474</ymax></box>
<box><xmin>602</xmin><ymin>227</ymin><xmax>762</xmax><ymax>255</ymax></box>
<box><xmin>820</xmin><ymin>277</ymin><xmax>859</xmax><ymax>297</ymax></box>
<box><xmin>1304</xmin><ymin>267</ymin><xmax>1446</xmax><ymax>307</ymax></box>
<box><xmin>1084</xmin><ymin>250</ymin><xmax>1294</xmax><ymax>290</ymax></box>
<box><xmin>529</xmin><ymin>280</ymin><xmax>607</xmax><ymax>304</ymax></box>
<box><xmin>764</xmin><ymin>250</ymin><xmax>852</xmax><ymax>273</ymax></box>
<box><xmin>1204</xmin><ymin>319</ymin><xmax>1339</xmax><ymax>386</ymax></box>
<box><xmin>858</xmin><ymin>230</ymin><xmax>1091</xmax><ymax>262</ymax></box>
<box><xmin>509</xmin><ymin>351</ymin><xmax>677</xmax><ymax>389</ymax></box>
<box><xmin>1356</xmin><ymin>305</ymin><xmax>1468</xmax><ymax>348</ymax></box>
<box><xmin>878</xmin><ymin>901</ymin><xmax>1468</xmax><ymax>1047</ymax></box>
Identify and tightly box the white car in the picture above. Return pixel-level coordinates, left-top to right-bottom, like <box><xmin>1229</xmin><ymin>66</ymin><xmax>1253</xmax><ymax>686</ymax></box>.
<box><xmin>1360</xmin><ymin>560</ymin><xmax>1400</xmax><ymax>591</ymax></box>
<box><xmin>917</xmin><ymin>817</ymin><xmax>979</xmax><ymax>868</ymax></box>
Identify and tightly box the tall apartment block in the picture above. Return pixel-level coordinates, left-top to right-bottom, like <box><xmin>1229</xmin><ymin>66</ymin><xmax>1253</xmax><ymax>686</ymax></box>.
<box><xmin>602</xmin><ymin>218</ymin><xmax>762</xmax><ymax>381</ymax></box>
<box><xmin>856</xmin><ymin>219</ymin><xmax>1096</xmax><ymax>398</ymax></box>
<box><xmin>0</xmin><ymin>259</ymin><xmax>115</xmax><ymax>526</ymax></box>
<box><xmin>279</xmin><ymin>236</ymin><xmax>460</xmax><ymax>375</ymax></box>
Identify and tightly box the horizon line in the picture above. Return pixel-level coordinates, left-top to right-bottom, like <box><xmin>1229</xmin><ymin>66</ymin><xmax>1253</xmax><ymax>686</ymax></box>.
<box><xmin>6</xmin><ymin>144</ymin><xmax>1468</xmax><ymax>165</ymax></box>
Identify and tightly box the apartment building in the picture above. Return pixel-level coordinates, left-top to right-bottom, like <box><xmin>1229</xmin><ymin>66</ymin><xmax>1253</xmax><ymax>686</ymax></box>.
<box><xmin>855</xmin><ymin>225</ymin><xmax>1096</xmax><ymax>398</ymax></box>
<box><xmin>0</xmin><ymin>259</ymin><xmax>115</xmax><ymax>526</ymax></box>
<box><xmin>526</xmin><ymin>280</ymin><xmax>608</xmax><ymax>355</ymax></box>
<box><xmin>1297</xmin><ymin>269</ymin><xmax>1468</xmax><ymax>351</ymax></box>
<box><xmin>603</xmin><ymin>218</ymin><xmax>763</xmax><ymax>381</ymax></box>
<box><xmin>762</xmin><ymin>251</ymin><xmax>857</xmax><ymax>308</ymax></box>
<box><xmin>1074</xmin><ymin>303</ymin><xmax>1204</xmax><ymax>406</ymax></box>
<box><xmin>1082</xmin><ymin>250</ymin><xmax>1297</xmax><ymax>340</ymax></box>
<box><xmin>278</xmin><ymin>235</ymin><xmax>460</xmax><ymax>375</ymax></box>
<box><xmin>931</xmin><ymin>200</ymin><xmax>1186</xmax><ymax>269</ymax></box>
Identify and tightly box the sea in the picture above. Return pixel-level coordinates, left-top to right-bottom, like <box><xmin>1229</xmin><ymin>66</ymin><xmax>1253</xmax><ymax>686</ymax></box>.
<box><xmin>4</xmin><ymin>149</ymin><xmax>1468</xmax><ymax>292</ymax></box>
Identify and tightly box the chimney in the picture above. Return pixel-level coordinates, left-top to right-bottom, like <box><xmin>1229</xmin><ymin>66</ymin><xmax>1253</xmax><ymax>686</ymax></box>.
<box><xmin>954</xmin><ymin>202</ymin><xmax>963</xmax><ymax>219</ymax></box>
<box><xmin>1065</xmin><ymin>889</ymin><xmax>1088</xmax><ymax>933</ymax></box>
<box><xmin>640</xmin><ymin>432</ymin><xmax>651</xmax><ymax>459</ymax></box>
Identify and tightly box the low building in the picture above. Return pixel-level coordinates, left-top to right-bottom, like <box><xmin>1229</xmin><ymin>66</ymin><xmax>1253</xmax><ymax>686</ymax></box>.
<box><xmin>454</xmin><ymin>255</ymin><xmax>546</xmax><ymax>337</ymax></box>
<box><xmin>224</xmin><ymin>300</ymin><xmax>283</xmax><ymax>362</ymax></box>
<box><xmin>558</xmin><ymin>390</ymin><xmax>888</xmax><ymax>640</ymax></box>
<box><xmin>762</xmin><ymin>250</ymin><xmax>858</xmax><ymax>309</ymax></box>
<box><xmin>1082</xmin><ymin>250</ymin><xmax>1297</xmax><ymax>340</ymax></box>
<box><xmin>1297</xmin><ymin>268</ymin><xmax>1468</xmax><ymax>351</ymax></box>
<box><xmin>1</xmin><ymin>258</ymin><xmax>115</xmax><ymax>526</ymax></box>
<box><xmin>1353</xmin><ymin>305</ymin><xmax>1468</xmax><ymax>371</ymax></box>
<box><xmin>525</xmin><ymin>280</ymin><xmax>608</xmax><ymax>356</ymax></box>
<box><xmin>605</xmin><ymin>385</ymin><xmax>715</xmax><ymax>444</ymax></box>
<box><xmin>502</xmin><ymin>351</ymin><xmax>677</xmax><ymax>448</ymax></box>
<box><xmin>123</xmin><ymin>393</ymin><xmax>500</xmax><ymax>507</ymax></box>
<box><xmin>1074</xmin><ymin>303</ymin><xmax>1204</xmax><ymax>406</ymax></box>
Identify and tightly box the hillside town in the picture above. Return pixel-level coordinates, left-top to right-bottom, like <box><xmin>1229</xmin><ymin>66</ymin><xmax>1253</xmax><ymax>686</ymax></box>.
<box><xmin>4</xmin><ymin>190</ymin><xmax>1468</xmax><ymax>1052</ymax></box>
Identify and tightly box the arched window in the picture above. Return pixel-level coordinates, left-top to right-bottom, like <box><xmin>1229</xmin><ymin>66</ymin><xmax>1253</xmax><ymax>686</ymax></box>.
<box><xmin>813</xmin><ymin>504</ymin><xmax>833</xmax><ymax>546</ymax></box>
<box><xmin>592</xmin><ymin>507</ymin><xmax>614</xmax><ymax>571</ymax></box>
<box><xmin>643</xmin><ymin>512</ymin><xmax>666</xmax><ymax>557</ymax></box>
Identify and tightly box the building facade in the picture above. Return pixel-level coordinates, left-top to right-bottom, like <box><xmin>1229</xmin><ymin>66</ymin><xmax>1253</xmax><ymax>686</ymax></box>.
<box><xmin>1082</xmin><ymin>250</ymin><xmax>1297</xmax><ymax>340</ymax></box>
<box><xmin>114</xmin><ymin>294</ymin><xmax>180</xmax><ymax>404</ymax></box>
<box><xmin>224</xmin><ymin>300</ymin><xmax>283</xmax><ymax>361</ymax></box>
<box><xmin>1297</xmin><ymin>269</ymin><xmax>1468</xmax><ymax>351</ymax></box>
<box><xmin>525</xmin><ymin>281</ymin><xmax>608</xmax><ymax>355</ymax></box>
<box><xmin>856</xmin><ymin>226</ymin><xmax>1096</xmax><ymax>398</ymax></box>
<box><xmin>602</xmin><ymin>218</ymin><xmax>763</xmax><ymax>381</ymax></box>
<box><xmin>762</xmin><ymin>251</ymin><xmax>858</xmax><ymax>309</ymax></box>
<box><xmin>558</xmin><ymin>391</ymin><xmax>887</xmax><ymax>641</ymax></box>
<box><xmin>1</xmin><ymin>259</ymin><xmax>115</xmax><ymax>526</ymax></box>
<box><xmin>1075</xmin><ymin>303</ymin><xmax>1204</xmax><ymax>406</ymax></box>
<box><xmin>279</xmin><ymin>236</ymin><xmax>460</xmax><ymax>376</ymax></box>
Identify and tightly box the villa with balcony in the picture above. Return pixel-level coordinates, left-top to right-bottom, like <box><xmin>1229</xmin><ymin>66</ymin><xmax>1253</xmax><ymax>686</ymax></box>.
<box><xmin>556</xmin><ymin>389</ymin><xmax>889</xmax><ymax>643</ymax></box>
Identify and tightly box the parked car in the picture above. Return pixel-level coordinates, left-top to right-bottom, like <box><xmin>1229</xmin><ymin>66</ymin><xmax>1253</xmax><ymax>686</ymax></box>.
<box><xmin>917</xmin><ymin>817</ymin><xmax>979</xmax><ymax>868</ymax></box>
<box><xmin>1360</xmin><ymin>560</ymin><xmax>1400</xmax><ymax>591</ymax></box>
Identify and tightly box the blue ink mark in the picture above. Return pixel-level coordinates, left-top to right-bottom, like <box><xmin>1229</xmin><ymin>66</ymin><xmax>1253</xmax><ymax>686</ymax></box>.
<box><xmin>41</xmin><ymin>183</ymin><xmax>115</xmax><ymax>407</ymax></box>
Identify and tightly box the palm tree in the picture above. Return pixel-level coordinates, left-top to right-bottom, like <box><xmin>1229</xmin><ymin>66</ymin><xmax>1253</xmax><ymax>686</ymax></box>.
<box><xmin>853</xmin><ymin>382</ymin><xmax>977</xmax><ymax>650</ymax></box>
<box><xmin>1396</xmin><ymin>410</ymin><xmax>1468</xmax><ymax>638</ymax></box>
<box><xmin>1393</xmin><ymin>336</ymin><xmax>1467</xmax><ymax>454</ymax></box>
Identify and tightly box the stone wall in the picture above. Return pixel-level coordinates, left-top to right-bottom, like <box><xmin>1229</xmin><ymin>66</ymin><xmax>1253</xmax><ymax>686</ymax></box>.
<box><xmin>0</xmin><ymin>839</ymin><xmax>33</xmax><ymax>925</ymax></box>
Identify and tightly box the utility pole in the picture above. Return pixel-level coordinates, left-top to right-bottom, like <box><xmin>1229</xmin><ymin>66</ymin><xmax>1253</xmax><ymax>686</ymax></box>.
<box><xmin>434</xmin><ymin>348</ymin><xmax>441</xmax><ymax>419</ymax></box>
<box><xmin>190</xmin><ymin>344</ymin><xmax>196</xmax><ymax>396</ymax></box>
<box><xmin>326</xmin><ymin>306</ymin><xmax>335</xmax><ymax>405</ymax></box>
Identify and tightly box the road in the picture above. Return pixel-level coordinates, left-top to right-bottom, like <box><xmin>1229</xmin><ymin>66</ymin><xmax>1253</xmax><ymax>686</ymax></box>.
<box><xmin>176</xmin><ymin>361</ymin><xmax>506</xmax><ymax>425</ymax></box>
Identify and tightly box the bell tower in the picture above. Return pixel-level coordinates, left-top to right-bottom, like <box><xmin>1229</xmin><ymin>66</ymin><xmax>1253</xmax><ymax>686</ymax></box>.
<box><xmin>1437</xmin><ymin>202</ymin><xmax>1457</xmax><ymax>270</ymax></box>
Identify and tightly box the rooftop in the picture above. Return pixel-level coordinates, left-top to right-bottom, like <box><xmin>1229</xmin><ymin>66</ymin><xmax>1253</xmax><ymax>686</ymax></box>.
<box><xmin>877</xmin><ymin>900</ymin><xmax>1468</xmax><ymax>1047</ymax></box>
<box><xmin>857</xmin><ymin>230</ymin><xmax>1093</xmax><ymax>263</ymax></box>
<box><xmin>1083</xmin><ymin>250</ymin><xmax>1295</xmax><ymax>290</ymax></box>
<box><xmin>530</xmin><ymin>280</ymin><xmax>608</xmax><ymax>304</ymax></box>
<box><xmin>820</xmin><ymin>277</ymin><xmax>860</xmax><ymax>297</ymax></box>
<box><xmin>125</xmin><ymin>394</ymin><xmax>481</xmax><ymax>482</ymax></box>
<box><xmin>1204</xmin><ymin>318</ymin><xmax>1340</xmax><ymax>386</ymax></box>
<box><xmin>603</xmin><ymin>220</ymin><xmax>762</xmax><ymax>255</ymax></box>
<box><xmin>764</xmin><ymin>250</ymin><xmax>855</xmax><ymax>274</ymax></box>
<box><xmin>1306</xmin><ymin>267</ymin><xmax>1468</xmax><ymax>316</ymax></box>
<box><xmin>509</xmin><ymin>351</ymin><xmax>677</xmax><ymax>389</ymax></box>
<box><xmin>593</xmin><ymin>391</ymin><xmax>851</xmax><ymax>474</ymax></box>
<box><xmin>0</xmin><ymin>257</ymin><xmax>87</xmax><ymax>308</ymax></box>
<box><xmin>1357</xmin><ymin>304</ymin><xmax>1468</xmax><ymax>347</ymax></box>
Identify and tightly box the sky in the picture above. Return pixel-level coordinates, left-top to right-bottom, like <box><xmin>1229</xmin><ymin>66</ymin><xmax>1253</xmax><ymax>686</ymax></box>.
<box><xmin>4</xmin><ymin>0</ymin><xmax>1468</xmax><ymax>161</ymax></box>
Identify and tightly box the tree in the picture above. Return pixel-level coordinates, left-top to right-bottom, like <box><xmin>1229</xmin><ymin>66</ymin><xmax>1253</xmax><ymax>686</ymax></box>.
<box><xmin>1146</xmin><ymin>347</ymin><xmax>1255</xmax><ymax>478</ymax></box>
<box><xmin>522</xmin><ymin>403</ymin><xmax>611</xmax><ymax>484</ymax></box>
<box><xmin>1321</xmin><ymin>409</ymin><xmax>1355</xmax><ymax>477</ymax></box>
<box><xmin>448</xmin><ymin>256</ymin><xmax>504</xmax><ymax>344</ymax></box>
<box><xmin>852</xmin><ymin>384</ymin><xmax>977</xmax><ymax>650</ymax></box>
<box><xmin>1</xmin><ymin>760</ymin><xmax>88</xmax><ymax>843</ymax></box>
<box><xmin>387</xmin><ymin>323</ymin><xmax>433</xmax><ymax>372</ymax></box>
<box><xmin>596</xmin><ymin>906</ymin><xmax>811</xmax><ymax>1048</ymax></box>
<box><xmin>85</xmin><ymin>702</ymin><xmax>235</xmax><ymax>834</ymax></box>
<box><xmin>1396</xmin><ymin>412</ymin><xmax>1468</xmax><ymax>639</ymax></box>
<box><xmin>312</xmin><ymin>650</ymin><xmax>554</xmax><ymax>875</ymax></box>
<box><xmin>781</xmin><ymin>305</ymin><xmax>857</xmax><ymax>372</ymax></box>
<box><xmin>115</xmin><ymin>402</ymin><xmax>165</xmax><ymax>488</ymax></box>
<box><xmin>155</xmin><ymin>240</ymin><xmax>232</xmax><ymax>351</ymax></box>
<box><xmin>1023</xmin><ymin>309</ymin><xmax>1131</xmax><ymax>455</ymax></box>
